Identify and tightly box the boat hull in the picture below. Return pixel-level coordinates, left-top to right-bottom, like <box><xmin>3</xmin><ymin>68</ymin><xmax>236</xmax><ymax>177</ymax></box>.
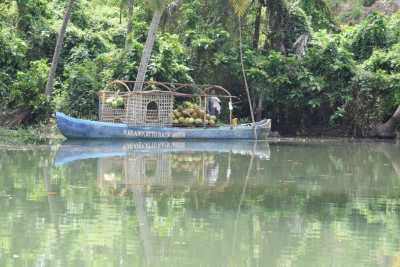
<box><xmin>56</xmin><ymin>112</ymin><xmax>271</xmax><ymax>140</ymax></box>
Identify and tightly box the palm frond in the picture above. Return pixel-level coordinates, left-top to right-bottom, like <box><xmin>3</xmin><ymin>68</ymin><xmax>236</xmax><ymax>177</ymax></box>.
<box><xmin>229</xmin><ymin>0</ymin><xmax>251</xmax><ymax>17</ymax></box>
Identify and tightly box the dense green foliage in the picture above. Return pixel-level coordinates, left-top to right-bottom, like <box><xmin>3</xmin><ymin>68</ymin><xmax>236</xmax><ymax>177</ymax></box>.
<box><xmin>0</xmin><ymin>0</ymin><xmax>399</xmax><ymax>135</ymax></box>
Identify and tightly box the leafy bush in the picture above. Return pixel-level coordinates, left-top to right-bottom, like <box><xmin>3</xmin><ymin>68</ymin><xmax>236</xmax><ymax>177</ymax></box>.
<box><xmin>109</xmin><ymin>45</ymin><xmax>142</xmax><ymax>80</ymax></box>
<box><xmin>15</xmin><ymin>0</ymin><xmax>51</xmax><ymax>33</ymax></box>
<box><xmin>0</xmin><ymin>27</ymin><xmax>27</xmax><ymax>76</ymax></box>
<box><xmin>298</xmin><ymin>0</ymin><xmax>337</xmax><ymax>31</ymax></box>
<box><xmin>62</xmin><ymin>60</ymin><xmax>101</xmax><ymax>118</ymax></box>
<box><xmin>286</xmin><ymin>3</ymin><xmax>313</xmax><ymax>46</ymax></box>
<box><xmin>349</xmin><ymin>13</ymin><xmax>388</xmax><ymax>61</ymax></box>
<box><xmin>363</xmin><ymin>44</ymin><xmax>400</xmax><ymax>73</ymax></box>
<box><xmin>346</xmin><ymin>70</ymin><xmax>400</xmax><ymax>135</ymax></box>
<box><xmin>148</xmin><ymin>33</ymin><xmax>193</xmax><ymax>83</ymax></box>
<box><xmin>8</xmin><ymin>59</ymin><xmax>52</xmax><ymax>122</ymax></box>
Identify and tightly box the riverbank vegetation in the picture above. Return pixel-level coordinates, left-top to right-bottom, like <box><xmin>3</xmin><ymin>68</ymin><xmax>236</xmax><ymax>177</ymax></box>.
<box><xmin>0</xmin><ymin>0</ymin><xmax>399</xmax><ymax>137</ymax></box>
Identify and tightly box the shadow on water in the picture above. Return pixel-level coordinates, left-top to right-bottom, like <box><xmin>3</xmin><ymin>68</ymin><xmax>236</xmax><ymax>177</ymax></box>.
<box><xmin>1</xmin><ymin>140</ymin><xmax>400</xmax><ymax>266</ymax></box>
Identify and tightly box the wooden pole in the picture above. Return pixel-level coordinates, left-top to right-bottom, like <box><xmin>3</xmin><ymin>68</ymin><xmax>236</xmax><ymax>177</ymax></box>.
<box><xmin>238</xmin><ymin>16</ymin><xmax>257</xmax><ymax>139</ymax></box>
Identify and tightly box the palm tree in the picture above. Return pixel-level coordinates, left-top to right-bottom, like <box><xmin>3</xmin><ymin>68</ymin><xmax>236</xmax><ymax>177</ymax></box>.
<box><xmin>229</xmin><ymin>0</ymin><xmax>256</xmax><ymax>127</ymax></box>
<box><xmin>133</xmin><ymin>0</ymin><xmax>182</xmax><ymax>91</ymax></box>
<box><xmin>45</xmin><ymin>0</ymin><xmax>75</xmax><ymax>97</ymax></box>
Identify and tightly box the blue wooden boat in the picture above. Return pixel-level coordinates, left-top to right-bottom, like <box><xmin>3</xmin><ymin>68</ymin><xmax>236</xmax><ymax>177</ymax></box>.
<box><xmin>56</xmin><ymin>112</ymin><xmax>271</xmax><ymax>140</ymax></box>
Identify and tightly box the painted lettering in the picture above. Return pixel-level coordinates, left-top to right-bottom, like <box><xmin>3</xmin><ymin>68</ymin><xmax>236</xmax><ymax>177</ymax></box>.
<box><xmin>123</xmin><ymin>129</ymin><xmax>185</xmax><ymax>139</ymax></box>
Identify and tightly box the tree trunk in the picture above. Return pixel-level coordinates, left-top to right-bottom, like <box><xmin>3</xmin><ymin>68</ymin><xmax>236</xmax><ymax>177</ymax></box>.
<box><xmin>264</xmin><ymin>0</ymin><xmax>288</xmax><ymax>53</ymax></box>
<box><xmin>133</xmin><ymin>0</ymin><xmax>182</xmax><ymax>91</ymax></box>
<box><xmin>45</xmin><ymin>0</ymin><xmax>75</xmax><ymax>97</ymax></box>
<box><xmin>253</xmin><ymin>2</ymin><xmax>262</xmax><ymax>50</ymax></box>
<box><xmin>371</xmin><ymin>105</ymin><xmax>400</xmax><ymax>138</ymax></box>
<box><xmin>125</xmin><ymin>0</ymin><xmax>134</xmax><ymax>50</ymax></box>
<box><xmin>133</xmin><ymin>9</ymin><xmax>162</xmax><ymax>91</ymax></box>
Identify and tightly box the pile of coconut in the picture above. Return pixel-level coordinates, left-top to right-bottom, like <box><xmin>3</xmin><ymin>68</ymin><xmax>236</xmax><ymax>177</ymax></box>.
<box><xmin>172</xmin><ymin>101</ymin><xmax>217</xmax><ymax>127</ymax></box>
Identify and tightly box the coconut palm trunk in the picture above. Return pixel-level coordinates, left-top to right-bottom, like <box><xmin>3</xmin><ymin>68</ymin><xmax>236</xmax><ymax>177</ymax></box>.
<box><xmin>133</xmin><ymin>9</ymin><xmax>163</xmax><ymax>91</ymax></box>
<box><xmin>45</xmin><ymin>0</ymin><xmax>75</xmax><ymax>97</ymax></box>
<box><xmin>133</xmin><ymin>0</ymin><xmax>182</xmax><ymax>91</ymax></box>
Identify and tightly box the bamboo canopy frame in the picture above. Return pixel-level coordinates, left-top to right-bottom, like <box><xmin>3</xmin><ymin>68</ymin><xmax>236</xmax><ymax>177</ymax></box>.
<box><xmin>98</xmin><ymin>80</ymin><xmax>238</xmax><ymax>126</ymax></box>
<box><xmin>106</xmin><ymin>80</ymin><xmax>238</xmax><ymax>98</ymax></box>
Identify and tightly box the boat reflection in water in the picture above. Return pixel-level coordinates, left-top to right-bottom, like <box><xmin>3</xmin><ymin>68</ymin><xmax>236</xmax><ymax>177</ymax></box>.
<box><xmin>17</xmin><ymin>140</ymin><xmax>400</xmax><ymax>266</ymax></box>
<box><xmin>55</xmin><ymin>140</ymin><xmax>270</xmax><ymax>191</ymax></box>
<box><xmin>54</xmin><ymin>140</ymin><xmax>270</xmax><ymax>266</ymax></box>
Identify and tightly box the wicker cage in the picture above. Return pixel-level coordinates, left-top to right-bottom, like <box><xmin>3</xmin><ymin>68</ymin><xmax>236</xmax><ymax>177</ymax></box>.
<box><xmin>98</xmin><ymin>80</ymin><xmax>237</xmax><ymax>127</ymax></box>
<box><xmin>98</xmin><ymin>90</ymin><xmax>174</xmax><ymax>126</ymax></box>
<box><xmin>99</xmin><ymin>81</ymin><xmax>176</xmax><ymax>127</ymax></box>
<box><xmin>98</xmin><ymin>91</ymin><xmax>128</xmax><ymax>123</ymax></box>
<box><xmin>126</xmin><ymin>90</ymin><xmax>174</xmax><ymax>127</ymax></box>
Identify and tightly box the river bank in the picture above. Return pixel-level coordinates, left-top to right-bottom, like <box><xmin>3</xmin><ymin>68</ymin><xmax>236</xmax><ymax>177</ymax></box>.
<box><xmin>0</xmin><ymin>120</ymin><xmax>64</xmax><ymax>145</ymax></box>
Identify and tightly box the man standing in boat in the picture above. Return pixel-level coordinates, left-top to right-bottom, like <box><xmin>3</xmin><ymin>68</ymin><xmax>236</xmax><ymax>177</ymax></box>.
<box><xmin>208</xmin><ymin>90</ymin><xmax>221</xmax><ymax>116</ymax></box>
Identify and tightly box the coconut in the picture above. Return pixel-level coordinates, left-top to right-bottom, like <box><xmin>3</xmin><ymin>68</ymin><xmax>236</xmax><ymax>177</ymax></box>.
<box><xmin>182</xmin><ymin>109</ymin><xmax>191</xmax><ymax>117</ymax></box>
<box><xmin>187</xmin><ymin>108</ymin><xmax>194</xmax><ymax>115</ymax></box>
<box><xmin>108</xmin><ymin>96</ymin><xmax>123</xmax><ymax>109</ymax></box>
<box><xmin>190</xmin><ymin>111</ymin><xmax>197</xmax><ymax>118</ymax></box>
<box><xmin>183</xmin><ymin>101</ymin><xmax>193</xmax><ymax>108</ymax></box>
<box><xmin>106</xmin><ymin>98</ymin><xmax>114</xmax><ymax>104</ymax></box>
<box><xmin>115</xmin><ymin>97</ymin><xmax>124</xmax><ymax>108</ymax></box>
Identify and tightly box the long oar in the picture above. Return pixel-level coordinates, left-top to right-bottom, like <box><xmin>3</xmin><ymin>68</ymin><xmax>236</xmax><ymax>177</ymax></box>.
<box><xmin>238</xmin><ymin>16</ymin><xmax>257</xmax><ymax>139</ymax></box>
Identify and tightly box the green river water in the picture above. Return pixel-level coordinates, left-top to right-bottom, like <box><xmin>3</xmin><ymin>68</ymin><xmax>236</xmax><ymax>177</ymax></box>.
<box><xmin>0</xmin><ymin>140</ymin><xmax>400</xmax><ymax>267</ymax></box>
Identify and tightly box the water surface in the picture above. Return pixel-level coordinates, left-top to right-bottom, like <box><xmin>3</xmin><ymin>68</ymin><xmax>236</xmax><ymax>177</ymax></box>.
<box><xmin>0</xmin><ymin>140</ymin><xmax>400</xmax><ymax>267</ymax></box>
